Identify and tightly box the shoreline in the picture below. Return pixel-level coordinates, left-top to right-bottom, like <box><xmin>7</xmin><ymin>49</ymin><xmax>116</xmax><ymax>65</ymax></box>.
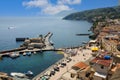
<box><xmin>32</xmin><ymin>45</ymin><xmax>93</xmax><ymax>80</ymax></box>
<box><xmin>32</xmin><ymin>56</ymin><xmax>65</xmax><ymax>80</ymax></box>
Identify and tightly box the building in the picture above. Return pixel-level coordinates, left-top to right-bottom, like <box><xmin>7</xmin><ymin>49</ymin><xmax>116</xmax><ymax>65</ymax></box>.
<box><xmin>90</xmin><ymin>56</ymin><xmax>113</xmax><ymax>80</ymax></box>
<box><xmin>21</xmin><ymin>37</ymin><xmax>45</xmax><ymax>49</ymax></box>
<box><xmin>61</xmin><ymin>62</ymin><xmax>91</xmax><ymax>80</ymax></box>
<box><xmin>88</xmin><ymin>40</ymin><xmax>98</xmax><ymax>47</ymax></box>
<box><xmin>113</xmin><ymin>54</ymin><xmax>120</xmax><ymax>63</ymax></box>
<box><xmin>110</xmin><ymin>63</ymin><xmax>120</xmax><ymax>80</ymax></box>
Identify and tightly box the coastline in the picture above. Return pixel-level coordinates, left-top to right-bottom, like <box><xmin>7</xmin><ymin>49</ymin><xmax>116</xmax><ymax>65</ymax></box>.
<box><xmin>32</xmin><ymin>45</ymin><xmax>93</xmax><ymax>80</ymax></box>
<box><xmin>0</xmin><ymin>17</ymin><xmax>91</xmax><ymax>80</ymax></box>
<box><xmin>32</xmin><ymin>56</ymin><xmax>65</xmax><ymax>80</ymax></box>
<box><xmin>32</xmin><ymin>49</ymin><xmax>68</xmax><ymax>80</ymax></box>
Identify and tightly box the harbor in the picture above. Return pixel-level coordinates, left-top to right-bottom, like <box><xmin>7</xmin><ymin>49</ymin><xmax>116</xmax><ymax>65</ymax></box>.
<box><xmin>0</xmin><ymin>31</ymin><xmax>91</xmax><ymax>80</ymax></box>
<box><xmin>0</xmin><ymin>17</ymin><xmax>91</xmax><ymax>80</ymax></box>
<box><xmin>32</xmin><ymin>44</ymin><xmax>93</xmax><ymax>80</ymax></box>
<box><xmin>0</xmin><ymin>32</ymin><xmax>58</xmax><ymax>58</ymax></box>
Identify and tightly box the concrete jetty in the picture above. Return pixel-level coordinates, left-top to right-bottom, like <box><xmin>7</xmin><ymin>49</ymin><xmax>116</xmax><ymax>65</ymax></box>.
<box><xmin>19</xmin><ymin>32</ymin><xmax>56</xmax><ymax>53</ymax></box>
<box><xmin>16</xmin><ymin>38</ymin><xmax>29</xmax><ymax>42</ymax></box>
<box><xmin>0</xmin><ymin>32</ymin><xmax>56</xmax><ymax>58</ymax></box>
<box><xmin>0</xmin><ymin>47</ymin><xmax>26</xmax><ymax>54</ymax></box>
<box><xmin>76</xmin><ymin>33</ymin><xmax>90</xmax><ymax>36</ymax></box>
<box><xmin>44</xmin><ymin>32</ymin><xmax>54</xmax><ymax>50</ymax></box>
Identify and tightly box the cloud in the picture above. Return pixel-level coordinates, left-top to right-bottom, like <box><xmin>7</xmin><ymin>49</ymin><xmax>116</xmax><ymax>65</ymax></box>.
<box><xmin>43</xmin><ymin>5</ymin><xmax>71</xmax><ymax>15</ymax></box>
<box><xmin>23</xmin><ymin>0</ymin><xmax>48</xmax><ymax>8</ymax></box>
<box><xmin>58</xmin><ymin>0</ymin><xmax>81</xmax><ymax>5</ymax></box>
<box><xmin>23</xmin><ymin>0</ymin><xmax>81</xmax><ymax>15</ymax></box>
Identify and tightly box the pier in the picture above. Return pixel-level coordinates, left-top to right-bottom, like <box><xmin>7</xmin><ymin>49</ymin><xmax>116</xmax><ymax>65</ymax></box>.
<box><xmin>0</xmin><ymin>32</ymin><xmax>57</xmax><ymax>58</ymax></box>
<box><xmin>76</xmin><ymin>33</ymin><xmax>90</xmax><ymax>36</ymax></box>
<box><xmin>16</xmin><ymin>38</ymin><xmax>29</xmax><ymax>42</ymax></box>
<box><xmin>0</xmin><ymin>47</ymin><xmax>26</xmax><ymax>54</ymax></box>
<box><xmin>44</xmin><ymin>32</ymin><xmax>54</xmax><ymax>50</ymax></box>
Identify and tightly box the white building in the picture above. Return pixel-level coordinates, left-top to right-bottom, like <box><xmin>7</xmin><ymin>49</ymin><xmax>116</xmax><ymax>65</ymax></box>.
<box><xmin>90</xmin><ymin>57</ymin><xmax>113</xmax><ymax>80</ymax></box>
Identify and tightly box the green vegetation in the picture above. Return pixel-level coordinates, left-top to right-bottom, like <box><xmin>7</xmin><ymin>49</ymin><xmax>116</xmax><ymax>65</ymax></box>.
<box><xmin>63</xmin><ymin>6</ymin><xmax>120</xmax><ymax>22</ymax></box>
<box><xmin>63</xmin><ymin>6</ymin><xmax>120</xmax><ymax>40</ymax></box>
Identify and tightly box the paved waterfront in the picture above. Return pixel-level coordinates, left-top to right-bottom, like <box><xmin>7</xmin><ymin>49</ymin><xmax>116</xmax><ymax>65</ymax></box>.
<box><xmin>32</xmin><ymin>48</ymin><xmax>92</xmax><ymax>80</ymax></box>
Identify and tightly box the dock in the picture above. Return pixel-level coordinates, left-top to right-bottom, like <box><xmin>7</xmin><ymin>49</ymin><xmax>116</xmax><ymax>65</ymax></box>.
<box><xmin>76</xmin><ymin>33</ymin><xmax>90</xmax><ymax>36</ymax></box>
<box><xmin>44</xmin><ymin>32</ymin><xmax>54</xmax><ymax>50</ymax></box>
<box><xmin>0</xmin><ymin>47</ymin><xmax>26</xmax><ymax>54</ymax></box>
<box><xmin>0</xmin><ymin>32</ymin><xmax>57</xmax><ymax>58</ymax></box>
<box><xmin>16</xmin><ymin>38</ymin><xmax>29</xmax><ymax>42</ymax></box>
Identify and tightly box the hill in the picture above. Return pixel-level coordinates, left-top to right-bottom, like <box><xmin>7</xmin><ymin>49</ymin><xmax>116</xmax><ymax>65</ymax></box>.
<box><xmin>63</xmin><ymin>6</ymin><xmax>120</xmax><ymax>22</ymax></box>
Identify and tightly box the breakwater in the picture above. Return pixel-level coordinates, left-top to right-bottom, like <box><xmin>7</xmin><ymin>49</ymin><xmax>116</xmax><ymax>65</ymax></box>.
<box><xmin>16</xmin><ymin>38</ymin><xmax>29</xmax><ymax>42</ymax></box>
<box><xmin>0</xmin><ymin>47</ymin><xmax>26</xmax><ymax>54</ymax></box>
<box><xmin>76</xmin><ymin>33</ymin><xmax>90</xmax><ymax>36</ymax></box>
<box><xmin>0</xmin><ymin>32</ymin><xmax>56</xmax><ymax>57</ymax></box>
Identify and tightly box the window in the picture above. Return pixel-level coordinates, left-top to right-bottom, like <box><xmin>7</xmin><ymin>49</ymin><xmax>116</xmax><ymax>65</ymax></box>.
<box><xmin>71</xmin><ymin>73</ymin><xmax>75</xmax><ymax>78</ymax></box>
<box><xmin>101</xmin><ymin>65</ymin><xmax>104</xmax><ymax>69</ymax></box>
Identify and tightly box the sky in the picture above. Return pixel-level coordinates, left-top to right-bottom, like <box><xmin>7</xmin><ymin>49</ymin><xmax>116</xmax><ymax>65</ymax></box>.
<box><xmin>0</xmin><ymin>0</ymin><xmax>118</xmax><ymax>16</ymax></box>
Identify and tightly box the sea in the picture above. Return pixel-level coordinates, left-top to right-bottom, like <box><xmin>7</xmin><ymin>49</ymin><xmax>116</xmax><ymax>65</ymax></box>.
<box><xmin>0</xmin><ymin>17</ymin><xmax>92</xmax><ymax>76</ymax></box>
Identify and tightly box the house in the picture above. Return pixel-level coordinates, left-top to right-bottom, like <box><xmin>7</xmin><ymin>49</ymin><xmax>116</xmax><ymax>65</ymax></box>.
<box><xmin>88</xmin><ymin>40</ymin><xmax>98</xmax><ymax>47</ymax></box>
<box><xmin>113</xmin><ymin>54</ymin><xmax>120</xmax><ymax>63</ymax></box>
<box><xmin>110</xmin><ymin>63</ymin><xmax>120</xmax><ymax>80</ymax></box>
<box><xmin>21</xmin><ymin>37</ymin><xmax>45</xmax><ymax>49</ymax></box>
<box><xmin>60</xmin><ymin>62</ymin><xmax>91</xmax><ymax>80</ymax></box>
<box><xmin>90</xmin><ymin>56</ymin><xmax>113</xmax><ymax>80</ymax></box>
<box><xmin>104</xmin><ymin>34</ymin><xmax>119</xmax><ymax>41</ymax></box>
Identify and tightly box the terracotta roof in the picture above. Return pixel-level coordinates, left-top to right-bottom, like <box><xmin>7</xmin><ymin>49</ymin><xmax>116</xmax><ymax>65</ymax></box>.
<box><xmin>90</xmin><ymin>57</ymin><xmax>112</xmax><ymax>67</ymax></box>
<box><xmin>111</xmin><ymin>63</ymin><xmax>120</xmax><ymax>72</ymax></box>
<box><xmin>72</xmin><ymin>62</ymin><xmax>88</xmax><ymax>70</ymax></box>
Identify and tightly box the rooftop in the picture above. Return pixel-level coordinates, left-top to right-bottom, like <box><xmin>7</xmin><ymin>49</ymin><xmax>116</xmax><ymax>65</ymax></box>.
<box><xmin>72</xmin><ymin>62</ymin><xmax>89</xmax><ymax>70</ymax></box>
<box><xmin>90</xmin><ymin>57</ymin><xmax>112</xmax><ymax>67</ymax></box>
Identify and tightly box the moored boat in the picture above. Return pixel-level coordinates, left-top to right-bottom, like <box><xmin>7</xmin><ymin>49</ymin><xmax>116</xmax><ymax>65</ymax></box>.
<box><xmin>10</xmin><ymin>71</ymin><xmax>33</xmax><ymax>78</ymax></box>
<box><xmin>26</xmin><ymin>52</ymin><xmax>32</xmax><ymax>56</ymax></box>
<box><xmin>23</xmin><ymin>52</ymin><xmax>26</xmax><ymax>56</ymax></box>
<box><xmin>9</xmin><ymin>52</ymin><xmax>20</xmax><ymax>59</ymax></box>
<box><xmin>10</xmin><ymin>72</ymin><xmax>26</xmax><ymax>78</ymax></box>
<box><xmin>25</xmin><ymin>71</ymin><xmax>33</xmax><ymax>77</ymax></box>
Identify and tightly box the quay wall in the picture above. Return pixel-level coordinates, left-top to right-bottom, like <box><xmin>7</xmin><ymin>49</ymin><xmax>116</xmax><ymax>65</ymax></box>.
<box><xmin>44</xmin><ymin>32</ymin><xmax>53</xmax><ymax>38</ymax></box>
<box><xmin>16</xmin><ymin>38</ymin><xmax>29</xmax><ymax>42</ymax></box>
<box><xmin>32</xmin><ymin>56</ymin><xmax>66</xmax><ymax>80</ymax></box>
<box><xmin>0</xmin><ymin>47</ymin><xmax>26</xmax><ymax>54</ymax></box>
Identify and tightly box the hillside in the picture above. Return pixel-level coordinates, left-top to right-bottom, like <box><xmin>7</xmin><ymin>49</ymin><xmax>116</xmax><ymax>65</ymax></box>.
<box><xmin>63</xmin><ymin>6</ymin><xmax>120</xmax><ymax>22</ymax></box>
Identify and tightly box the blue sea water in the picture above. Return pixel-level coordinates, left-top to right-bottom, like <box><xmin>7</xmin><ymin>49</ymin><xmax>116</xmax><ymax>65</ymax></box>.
<box><xmin>0</xmin><ymin>17</ymin><xmax>92</xmax><ymax>76</ymax></box>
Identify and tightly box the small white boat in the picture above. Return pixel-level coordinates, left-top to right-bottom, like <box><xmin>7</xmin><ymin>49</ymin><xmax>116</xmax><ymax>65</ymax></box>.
<box><xmin>10</xmin><ymin>71</ymin><xmax>33</xmax><ymax>78</ymax></box>
<box><xmin>26</xmin><ymin>52</ymin><xmax>32</xmax><ymax>56</ymax></box>
<box><xmin>23</xmin><ymin>52</ymin><xmax>26</xmax><ymax>56</ymax></box>
<box><xmin>25</xmin><ymin>71</ymin><xmax>33</xmax><ymax>77</ymax></box>
<box><xmin>10</xmin><ymin>72</ymin><xmax>26</xmax><ymax>78</ymax></box>
<box><xmin>33</xmin><ymin>51</ymin><xmax>36</xmax><ymax>54</ymax></box>
<box><xmin>9</xmin><ymin>52</ymin><xmax>20</xmax><ymax>59</ymax></box>
<box><xmin>8</xmin><ymin>26</ymin><xmax>15</xmax><ymax>29</ymax></box>
<box><xmin>82</xmin><ymin>41</ymin><xmax>87</xmax><ymax>44</ymax></box>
